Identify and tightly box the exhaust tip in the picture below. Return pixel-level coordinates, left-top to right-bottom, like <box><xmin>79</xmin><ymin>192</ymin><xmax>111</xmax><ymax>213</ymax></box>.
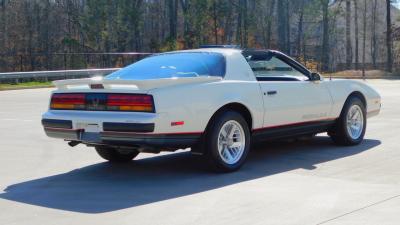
<box><xmin>68</xmin><ymin>141</ymin><xmax>81</xmax><ymax>147</ymax></box>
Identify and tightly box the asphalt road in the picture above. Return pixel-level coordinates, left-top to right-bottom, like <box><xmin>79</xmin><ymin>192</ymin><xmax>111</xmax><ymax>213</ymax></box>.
<box><xmin>0</xmin><ymin>79</ymin><xmax>399</xmax><ymax>225</ymax></box>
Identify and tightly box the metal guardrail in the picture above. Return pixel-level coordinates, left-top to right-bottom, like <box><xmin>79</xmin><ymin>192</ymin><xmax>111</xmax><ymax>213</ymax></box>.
<box><xmin>0</xmin><ymin>68</ymin><xmax>120</xmax><ymax>83</ymax></box>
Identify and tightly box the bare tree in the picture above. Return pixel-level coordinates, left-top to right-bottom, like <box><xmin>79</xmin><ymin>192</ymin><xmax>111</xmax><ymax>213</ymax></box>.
<box><xmin>0</xmin><ymin>0</ymin><xmax>397</xmax><ymax>73</ymax></box>
<box><xmin>297</xmin><ymin>0</ymin><xmax>305</xmax><ymax>58</ymax></box>
<box><xmin>277</xmin><ymin>0</ymin><xmax>289</xmax><ymax>53</ymax></box>
<box><xmin>243</xmin><ymin>0</ymin><xmax>248</xmax><ymax>47</ymax></box>
<box><xmin>371</xmin><ymin>0</ymin><xmax>378</xmax><ymax>69</ymax></box>
<box><xmin>386</xmin><ymin>0</ymin><xmax>393</xmax><ymax>72</ymax></box>
<box><xmin>286</xmin><ymin>1</ymin><xmax>291</xmax><ymax>54</ymax></box>
<box><xmin>0</xmin><ymin>0</ymin><xmax>7</xmax><ymax>70</ymax></box>
<box><xmin>168</xmin><ymin>0</ymin><xmax>178</xmax><ymax>40</ymax></box>
<box><xmin>265</xmin><ymin>0</ymin><xmax>275</xmax><ymax>49</ymax></box>
<box><xmin>236</xmin><ymin>0</ymin><xmax>243</xmax><ymax>46</ymax></box>
<box><xmin>362</xmin><ymin>0</ymin><xmax>367</xmax><ymax>78</ymax></box>
<box><xmin>354</xmin><ymin>0</ymin><xmax>359</xmax><ymax>70</ymax></box>
<box><xmin>321</xmin><ymin>0</ymin><xmax>330</xmax><ymax>71</ymax></box>
<box><xmin>346</xmin><ymin>0</ymin><xmax>352</xmax><ymax>69</ymax></box>
<box><xmin>0</xmin><ymin>0</ymin><xmax>6</xmax><ymax>51</ymax></box>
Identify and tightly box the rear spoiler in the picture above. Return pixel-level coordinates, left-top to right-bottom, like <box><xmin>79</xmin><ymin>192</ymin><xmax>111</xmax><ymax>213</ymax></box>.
<box><xmin>53</xmin><ymin>76</ymin><xmax>222</xmax><ymax>91</ymax></box>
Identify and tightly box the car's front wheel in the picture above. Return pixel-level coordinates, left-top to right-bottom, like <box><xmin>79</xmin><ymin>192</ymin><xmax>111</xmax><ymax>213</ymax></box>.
<box><xmin>95</xmin><ymin>146</ymin><xmax>139</xmax><ymax>163</ymax></box>
<box><xmin>204</xmin><ymin>111</ymin><xmax>251</xmax><ymax>172</ymax></box>
<box><xmin>329</xmin><ymin>96</ymin><xmax>366</xmax><ymax>145</ymax></box>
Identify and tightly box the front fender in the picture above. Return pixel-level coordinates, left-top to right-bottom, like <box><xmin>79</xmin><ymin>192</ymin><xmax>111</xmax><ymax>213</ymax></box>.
<box><xmin>326</xmin><ymin>79</ymin><xmax>381</xmax><ymax>118</ymax></box>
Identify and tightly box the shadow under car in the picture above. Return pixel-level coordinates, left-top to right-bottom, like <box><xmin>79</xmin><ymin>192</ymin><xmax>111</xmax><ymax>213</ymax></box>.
<box><xmin>0</xmin><ymin>137</ymin><xmax>381</xmax><ymax>214</ymax></box>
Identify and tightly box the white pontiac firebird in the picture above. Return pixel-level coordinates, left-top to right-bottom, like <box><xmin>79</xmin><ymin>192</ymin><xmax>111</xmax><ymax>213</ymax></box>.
<box><xmin>42</xmin><ymin>47</ymin><xmax>381</xmax><ymax>172</ymax></box>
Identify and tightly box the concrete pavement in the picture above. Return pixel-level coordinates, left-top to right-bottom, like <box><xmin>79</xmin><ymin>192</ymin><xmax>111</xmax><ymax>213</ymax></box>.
<box><xmin>0</xmin><ymin>79</ymin><xmax>399</xmax><ymax>225</ymax></box>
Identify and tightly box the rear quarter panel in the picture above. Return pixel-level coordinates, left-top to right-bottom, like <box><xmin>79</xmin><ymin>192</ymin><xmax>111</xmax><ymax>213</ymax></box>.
<box><xmin>149</xmin><ymin>80</ymin><xmax>264</xmax><ymax>134</ymax></box>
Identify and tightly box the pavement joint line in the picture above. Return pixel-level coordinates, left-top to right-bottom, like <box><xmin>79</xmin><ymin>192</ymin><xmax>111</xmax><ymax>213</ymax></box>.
<box><xmin>316</xmin><ymin>194</ymin><xmax>400</xmax><ymax>225</ymax></box>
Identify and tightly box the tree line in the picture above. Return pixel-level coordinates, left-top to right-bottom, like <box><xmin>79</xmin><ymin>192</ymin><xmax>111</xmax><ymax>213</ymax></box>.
<box><xmin>0</xmin><ymin>0</ymin><xmax>398</xmax><ymax>73</ymax></box>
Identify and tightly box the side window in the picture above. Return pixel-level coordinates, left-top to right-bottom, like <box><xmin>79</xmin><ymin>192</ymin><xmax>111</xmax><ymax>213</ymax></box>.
<box><xmin>245</xmin><ymin>54</ymin><xmax>308</xmax><ymax>81</ymax></box>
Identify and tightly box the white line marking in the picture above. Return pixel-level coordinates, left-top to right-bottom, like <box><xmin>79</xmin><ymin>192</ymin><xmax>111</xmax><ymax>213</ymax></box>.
<box><xmin>0</xmin><ymin>118</ymin><xmax>35</xmax><ymax>122</ymax></box>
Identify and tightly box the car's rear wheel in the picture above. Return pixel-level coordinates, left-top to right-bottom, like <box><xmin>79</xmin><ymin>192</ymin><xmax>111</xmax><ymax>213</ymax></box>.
<box><xmin>329</xmin><ymin>96</ymin><xmax>366</xmax><ymax>146</ymax></box>
<box><xmin>95</xmin><ymin>146</ymin><xmax>139</xmax><ymax>163</ymax></box>
<box><xmin>204</xmin><ymin>111</ymin><xmax>251</xmax><ymax>172</ymax></box>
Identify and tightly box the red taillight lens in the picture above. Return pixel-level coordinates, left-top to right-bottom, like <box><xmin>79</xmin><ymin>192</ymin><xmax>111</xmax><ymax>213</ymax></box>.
<box><xmin>50</xmin><ymin>93</ymin><xmax>155</xmax><ymax>112</ymax></box>
<box><xmin>107</xmin><ymin>94</ymin><xmax>154</xmax><ymax>112</ymax></box>
<box><xmin>50</xmin><ymin>94</ymin><xmax>85</xmax><ymax>110</ymax></box>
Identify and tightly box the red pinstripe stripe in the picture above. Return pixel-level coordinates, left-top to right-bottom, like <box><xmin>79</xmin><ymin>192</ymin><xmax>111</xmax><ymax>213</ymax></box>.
<box><xmin>101</xmin><ymin>131</ymin><xmax>203</xmax><ymax>136</ymax></box>
<box><xmin>46</xmin><ymin>117</ymin><xmax>344</xmax><ymax>136</ymax></box>
<box><xmin>44</xmin><ymin>126</ymin><xmax>203</xmax><ymax>135</ymax></box>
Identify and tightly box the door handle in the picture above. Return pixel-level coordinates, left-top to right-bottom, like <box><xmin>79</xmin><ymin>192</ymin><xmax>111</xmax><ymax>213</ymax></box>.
<box><xmin>266</xmin><ymin>90</ymin><xmax>277</xmax><ymax>95</ymax></box>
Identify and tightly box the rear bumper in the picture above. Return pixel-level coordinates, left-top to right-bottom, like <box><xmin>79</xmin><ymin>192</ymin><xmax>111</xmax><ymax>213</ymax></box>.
<box><xmin>44</xmin><ymin>127</ymin><xmax>81</xmax><ymax>140</ymax></box>
<box><xmin>101</xmin><ymin>131</ymin><xmax>201</xmax><ymax>148</ymax></box>
<box><xmin>42</xmin><ymin>119</ymin><xmax>201</xmax><ymax>148</ymax></box>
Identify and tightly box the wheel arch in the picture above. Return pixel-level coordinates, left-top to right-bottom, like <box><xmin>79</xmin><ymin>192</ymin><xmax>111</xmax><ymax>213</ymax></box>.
<box><xmin>205</xmin><ymin>102</ymin><xmax>253</xmax><ymax>133</ymax></box>
<box><xmin>329</xmin><ymin>91</ymin><xmax>368</xmax><ymax>146</ymax></box>
<box><xmin>347</xmin><ymin>91</ymin><xmax>367</xmax><ymax>108</ymax></box>
<box><xmin>191</xmin><ymin>102</ymin><xmax>253</xmax><ymax>156</ymax></box>
<box><xmin>336</xmin><ymin>91</ymin><xmax>367</xmax><ymax>119</ymax></box>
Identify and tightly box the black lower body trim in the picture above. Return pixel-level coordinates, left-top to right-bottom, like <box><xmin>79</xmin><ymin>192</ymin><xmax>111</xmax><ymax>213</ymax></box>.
<box><xmin>252</xmin><ymin>119</ymin><xmax>336</xmax><ymax>141</ymax></box>
<box><xmin>100</xmin><ymin>132</ymin><xmax>201</xmax><ymax>148</ymax></box>
<box><xmin>43</xmin><ymin>127</ymin><xmax>201</xmax><ymax>149</ymax></box>
<box><xmin>42</xmin><ymin>119</ymin><xmax>72</xmax><ymax>129</ymax></box>
<box><xmin>103</xmin><ymin>122</ymin><xmax>155</xmax><ymax>133</ymax></box>
<box><xmin>44</xmin><ymin>127</ymin><xmax>81</xmax><ymax>140</ymax></box>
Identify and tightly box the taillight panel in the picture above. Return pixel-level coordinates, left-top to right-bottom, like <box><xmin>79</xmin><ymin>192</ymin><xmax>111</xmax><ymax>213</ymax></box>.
<box><xmin>50</xmin><ymin>93</ymin><xmax>155</xmax><ymax>112</ymax></box>
<box><xmin>50</xmin><ymin>94</ymin><xmax>85</xmax><ymax>110</ymax></box>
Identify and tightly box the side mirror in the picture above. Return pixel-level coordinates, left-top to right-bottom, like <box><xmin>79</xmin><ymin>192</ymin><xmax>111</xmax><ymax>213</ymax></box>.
<box><xmin>310</xmin><ymin>72</ymin><xmax>322</xmax><ymax>81</ymax></box>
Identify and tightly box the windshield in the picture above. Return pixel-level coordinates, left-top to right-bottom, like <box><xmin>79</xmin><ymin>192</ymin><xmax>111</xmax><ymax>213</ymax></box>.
<box><xmin>106</xmin><ymin>52</ymin><xmax>226</xmax><ymax>80</ymax></box>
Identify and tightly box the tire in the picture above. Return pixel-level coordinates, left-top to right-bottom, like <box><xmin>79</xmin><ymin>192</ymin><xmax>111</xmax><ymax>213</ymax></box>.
<box><xmin>329</xmin><ymin>96</ymin><xmax>366</xmax><ymax>146</ymax></box>
<box><xmin>203</xmin><ymin>111</ymin><xmax>251</xmax><ymax>172</ymax></box>
<box><xmin>95</xmin><ymin>146</ymin><xmax>139</xmax><ymax>163</ymax></box>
